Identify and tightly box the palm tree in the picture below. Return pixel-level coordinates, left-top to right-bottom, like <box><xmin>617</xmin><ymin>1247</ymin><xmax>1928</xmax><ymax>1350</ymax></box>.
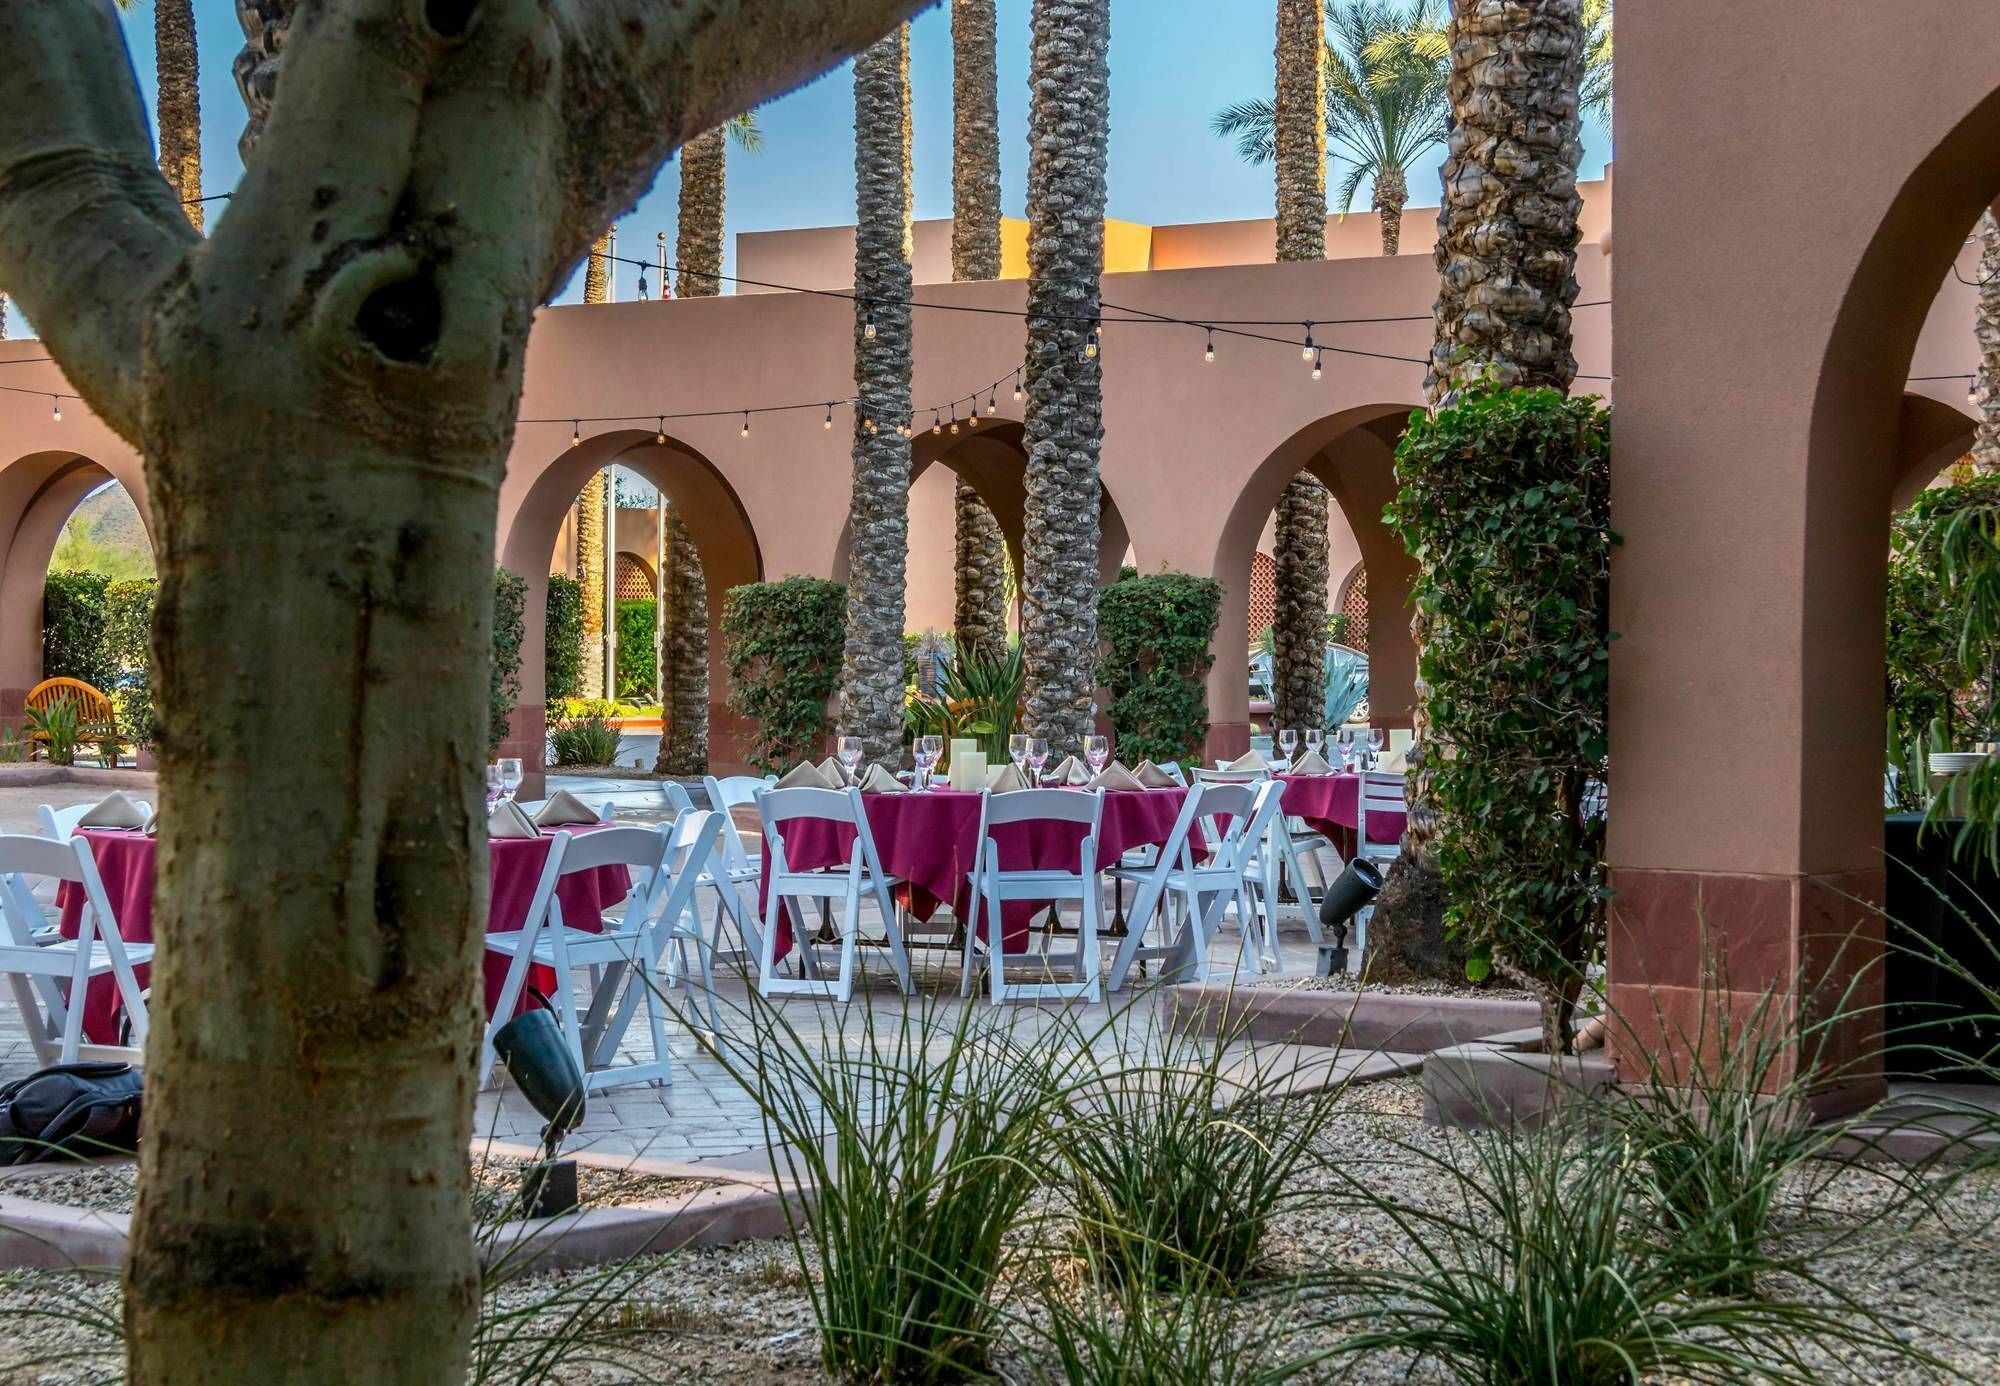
<box><xmin>838</xmin><ymin>26</ymin><xmax>917</xmax><ymax>768</ymax></box>
<box><xmin>1216</xmin><ymin>1</ymin><xmax>1448</xmax><ymax>257</ymax></box>
<box><xmin>113</xmin><ymin>0</ymin><xmax>203</xmax><ymax>228</ymax></box>
<box><xmin>1020</xmin><ymin>0</ymin><xmax>1112</xmax><ymax>757</ymax></box>
<box><xmin>575</xmin><ymin>234</ymin><xmax>613</xmax><ymax>699</ymax></box>
<box><xmin>950</xmin><ymin>0</ymin><xmax>1009</xmax><ymax>664</ymax></box>
<box><xmin>0</xmin><ymin>294</ymin><xmax>8</xmax><ymax>338</ymax></box>
<box><xmin>674</xmin><ymin>113</ymin><xmax>763</xmax><ymax>299</ymax></box>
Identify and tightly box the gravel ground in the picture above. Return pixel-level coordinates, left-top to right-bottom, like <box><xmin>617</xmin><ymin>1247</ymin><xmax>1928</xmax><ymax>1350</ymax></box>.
<box><xmin>1250</xmin><ymin>974</ymin><xmax>1535</xmax><ymax>1002</ymax></box>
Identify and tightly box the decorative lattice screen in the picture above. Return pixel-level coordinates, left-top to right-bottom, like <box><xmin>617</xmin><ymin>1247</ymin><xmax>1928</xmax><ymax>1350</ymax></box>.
<box><xmin>615</xmin><ymin>551</ymin><xmax>655</xmax><ymax>601</ymax></box>
<box><xmin>1340</xmin><ymin>570</ymin><xmax>1369</xmax><ymax>653</ymax></box>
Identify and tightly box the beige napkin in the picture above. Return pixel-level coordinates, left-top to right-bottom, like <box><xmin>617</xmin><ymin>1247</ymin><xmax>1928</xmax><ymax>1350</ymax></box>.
<box><xmin>531</xmin><ymin>789</ymin><xmax>599</xmax><ymax>826</ymax></box>
<box><xmin>777</xmin><ymin>761</ymin><xmax>835</xmax><ymax>790</ymax></box>
<box><xmin>487</xmin><ymin>801</ymin><xmax>540</xmax><ymax>839</ymax></box>
<box><xmin>1046</xmin><ymin>755</ymin><xmax>1091</xmax><ymax>786</ymax></box>
<box><xmin>1227</xmin><ymin>749</ymin><xmax>1271</xmax><ymax>772</ymax></box>
<box><xmin>77</xmin><ymin>791</ymin><xmax>147</xmax><ymax>829</ymax></box>
<box><xmin>1377</xmin><ymin>749</ymin><xmax>1410</xmax><ymax>774</ymax></box>
<box><xmin>143</xmin><ymin>811</ymin><xmax>160</xmax><ymax>837</ymax></box>
<box><xmin>1288</xmin><ymin>749</ymin><xmax>1336</xmax><ymax>776</ymax></box>
<box><xmin>816</xmin><ymin>756</ymin><xmax>856</xmax><ymax>788</ymax></box>
<box><xmin>1088</xmin><ymin>761</ymin><xmax>1145</xmax><ymax>792</ymax></box>
<box><xmin>859</xmin><ymin>763</ymin><xmax>906</xmax><ymax>793</ymax></box>
<box><xmin>986</xmin><ymin>763</ymin><xmax>1029</xmax><ymax>793</ymax></box>
<box><xmin>1133</xmin><ymin>760</ymin><xmax>1179</xmax><ymax>789</ymax></box>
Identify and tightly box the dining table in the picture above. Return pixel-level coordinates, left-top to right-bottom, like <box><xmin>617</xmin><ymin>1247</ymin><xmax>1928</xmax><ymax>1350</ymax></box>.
<box><xmin>756</xmin><ymin>785</ymin><xmax>1194</xmax><ymax>963</ymax></box>
<box><xmin>56</xmin><ymin>821</ymin><xmax>632</xmax><ymax>1044</ymax></box>
<box><xmin>1273</xmin><ymin>771</ymin><xmax>1407</xmax><ymax>856</ymax></box>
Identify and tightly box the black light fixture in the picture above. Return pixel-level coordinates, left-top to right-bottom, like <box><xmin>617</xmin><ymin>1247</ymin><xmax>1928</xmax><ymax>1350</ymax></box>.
<box><xmin>490</xmin><ymin>1008</ymin><xmax>587</xmax><ymax>1217</ymax></box>
<box><xmin>1315</xmin><ymin>858</ymin><xmax>1384</xmax><ymax>977</ymax></box>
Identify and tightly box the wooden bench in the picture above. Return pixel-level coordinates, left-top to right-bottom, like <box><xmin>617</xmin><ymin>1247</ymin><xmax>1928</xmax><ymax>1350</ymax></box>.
<box><xmin>24</xmin><ymin>677</ymin><xmax>117</xmax><ymax>745</ymax></box>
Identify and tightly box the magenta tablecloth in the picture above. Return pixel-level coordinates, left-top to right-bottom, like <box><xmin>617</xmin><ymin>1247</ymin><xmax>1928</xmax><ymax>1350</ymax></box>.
<box><xmin>1275</xmin><ymin>773</ymin><xmax>1407</xmax><ymax>846</ymax></box>
<box><xmin>57</xmin><ymin>824</ymin><xmax>630</xmax><ymax>1043</ymax></box>
<box><xmin>758</xmin><ymin>787</ymin><xmax>1192</xmax><ymax>962</ymax></box>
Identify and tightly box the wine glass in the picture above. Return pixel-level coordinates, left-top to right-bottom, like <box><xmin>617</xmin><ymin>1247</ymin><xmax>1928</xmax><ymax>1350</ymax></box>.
<box><xmin>838</xmin><ymin>736</ymin><xmax>864</xmax><ymax>782</ymax></box>
<box><xmin>1278</xmin><ymin>728</ymin><xmax>1298</xmax><ymax>768</ymax></box>
<box><xmin>1306</xmin><ymin>727</ymin><xmax>1324</xmax><ymax>757</ymax></box>
<box><xmin>1028</xmin><ymin>738</ymin><xmax>1050</xmax><ymax>781</ymax></box>
<box><xmin>1008</xmin><ymin>733</ymin><xmax>1030</xmax><ymax>776</ymax></box>
<box><xmin>484</xmin><ymin>764</ymin><xmax>505</xmax><ymax>813</ymax></box>
<box><xmin>1367</xmin><ymin>727</ymin><xmax>1385</xmax><ymax>760</ymax></box>
<box><xmin>915</xmin><ymin>734</ymin><xmax>942</xmax><ymax>789</ymax></box>
<box><xmin>498</xmin><ymin>757</ymin><xmax>524</xmax><ymax>801</ymax></box>
<box><xmin>1085</xmin><ymin>735</ymin><xmax>1110</xmax><ymax>774</ymax></box>
<box><xmin>1337</xmin><ymin>727</ymin><xmax>1356</xmax><ymax>770</ymax></box>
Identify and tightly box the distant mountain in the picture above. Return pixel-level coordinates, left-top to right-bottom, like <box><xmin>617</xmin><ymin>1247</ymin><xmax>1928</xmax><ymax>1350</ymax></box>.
<box><xmin>73</xmin><ymin>484</ymin><xmax>150</xmax><ymax>556</ymax></box>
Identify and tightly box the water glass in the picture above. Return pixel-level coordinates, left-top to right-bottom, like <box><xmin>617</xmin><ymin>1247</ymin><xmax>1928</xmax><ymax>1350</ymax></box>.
<box><xmin>838</xmin><ymin>736</ymin><xmax>864</xmax><ymax>780</ymax></box>
<box><xmin>1028</xmin><ymin>738</ymin><xmax>1050</xmax><ymax>780</ymax></box>
<box><xmin>1336</xmin><ymin>727</ymin><xmax>1356</xmax><ymax>769</ymax></box>
<box><xmin>484</xmin><ymin>764</ymin><xmax>505</xmax><ymax>813</ymax></box>
<box><xmin>1085</xmin><ymin>735</ymin><xmax>1110</xmax><ymax>773</ymax></box>
<box><xmin>498</xmin><ymin>757</ymin><xmax>523</xmax><ymax>800</ymax></box>
<box><xmin>915</xmin><ymin>734</ymin><xmax>942</xmax><ymax>789</ymax></box>
<box><xmin>1008</xmin><ymin>733</ymin><xmax>1030</xmax><ymax>774</ymax></box>
<box><xmin>1306</xmin><ymin>727</ymin><xmax>1324</xmax><ymax>755</ymax></box>
<box><xmin>1278</xmin><ymin>728</ymin><xmax>1298</xmax><ymax>767</ymax></box>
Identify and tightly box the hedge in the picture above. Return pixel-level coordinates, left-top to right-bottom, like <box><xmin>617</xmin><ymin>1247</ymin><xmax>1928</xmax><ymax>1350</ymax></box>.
<box><xmin>1386</xmin><ymin>383</ymin><xmax>1614</xmax><ymax>1056</ymax></box>
<box><xmin>42</xmin><ymin>571</ymin><xmax>116</xmax><ymax>693</ymax></box>
<box><xmin>545</xmin><ymin>574</ymin><xmax>584</xmax><ymax>702</ymax></box>
<box><xmin>105</xmin><ymin>580</ymin><xmax>157</xmax><ymax>747</ymax></box>
<box><xmin>615</xmin><ymin>599</ymin><xmax>658</xmax><ymax>701</ymax></box>
<box><xmin>491</xmin><ymin>569</ymin><xmax>527</xmax><ymax>755</ymax></box>
<box><xmin>1096</xmin><ymin>570</ymin><xmax>1221</xmax><ymax>764</ymax></box>
<box><xmin>723</xmin><ymin>576</ymin><xmax>846</xmax><ymax>773</ymax></box>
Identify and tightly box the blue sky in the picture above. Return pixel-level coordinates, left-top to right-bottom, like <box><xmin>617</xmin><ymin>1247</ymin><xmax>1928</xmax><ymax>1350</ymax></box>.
<box><xmin>113</xmin><ymin>0</ymin><xmax>1610</xmax><ymax>305</ymax></box>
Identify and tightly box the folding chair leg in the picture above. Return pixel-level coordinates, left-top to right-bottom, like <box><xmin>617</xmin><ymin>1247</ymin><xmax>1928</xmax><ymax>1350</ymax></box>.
<box><xmin>59</xmin><ymin>951</ymin><xmax>90</xmax><ymax>1064</ymax></box>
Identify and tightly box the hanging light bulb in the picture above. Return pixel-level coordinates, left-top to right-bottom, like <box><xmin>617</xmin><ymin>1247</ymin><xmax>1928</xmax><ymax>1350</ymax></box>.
<box><xmin>1204</xmin><ymin>330</ymin><xmax>1215</xmax><ymax>364</ymax></box>
<box><xmin>1012</xmin><ymin>376</ymin><xmax>1023</xmax><ymax>402</ymax></box>
<box><xmin>569</xmin><ymin>420</ymin><xmax>580</xmax><ymax>448</ymax></box>
<box><xmin>824</xmin><ymin>405</ymin><xmax>835</xmax><ymax>430</ymax></box>
<box><xmin>1083</xmin><ymin>330</ymin><xmax>1100</xmax><ymax>361</ymax></box>
<box><xmin>1311</xmin><ymin>349</ymin><xmax>1324</xmax><ymax>381</ymax></box>
<box><xmin>864</xmin><ymin>309</ymin><xmax>877</xmax><ymax>340</ymax></box>
<box><xmin>656</xmin><ymin>416</ymin><xmax>666</xmax><ymax>445</ymax></box>
<box><xmin>51</xmin><ymin>396</ymin><xmax>62</xmax><ymax>424</ymax></box>
<box><xmin>1302</xmin><ymin>324</ymin><xmax>1316</xmax><ymax>362</ymax></box>
<box><xmin>637</xmin><ymin>268</ymin><xmax>648</xmax><ymax>299</ymax></box>
<box><xmin>931</xmin><ymin>411</ymin><xmax>942</xmax><ymax>435</ymax></box>
<box><xmin>866</xmin><ymin>417</ymin><xmax>879</xmax><ymax>434</ymax></box>
<box><xmin>986</xmin><ymin>394</ymin><xmax>998</xmax><ymax>416</ymax></box>
<box><xmin>740</xmin><ymin>412</ymin><xmax>750</xmax><ymax>438</ymax></box>
<box><xmin>968</xmin><ymin>409</ymin><xmax>979</xmax><ymax>428</ymax></box>
<box><xmin>949</xmin><ymin>406</ymin><xmax>960</xmax><ymax>435</ymax></box>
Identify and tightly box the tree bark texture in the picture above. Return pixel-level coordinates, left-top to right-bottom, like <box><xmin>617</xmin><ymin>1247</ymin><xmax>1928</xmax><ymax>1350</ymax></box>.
<box><xmin>1272</xmin><ymin>473</ymin><xmax>1329</xmax><ymax>732</ymax></box>
<box><xmin>953</xmin><ymin>479</ymin><xmax>1008</xmax><ymax>664</ymax></box>
<box><xmin>655</xmin><ymin>510</ymin><xmax>710</xmax><ymax>774</ymax></box>
<box><xmin>1975</xmin><ymin>210</ymin><xmax>2000</xmax><ymax>475</ymax></box>
<box><xmin>0</xmin><ymin>2</ymin><xmax>932</xmax><ymax>1379</ymax></box>
<box><xmin>1273</xmin><ymin>0</ymin><xmax>1326</xmax><ymax>262</ymax></box>
<box><xmin>676</xmin><ymin>127</ymin><xmax>727</xmax><ymax>298</ymax></box>
<box><xmin>155</xmin><ymin>0</ymin><xmax>202</xmax><ymax>231</ymax></box>
<box><xmin>1375</xmin><ymin>165</ymin><xmax>1408</xmax><ymax>255</ymax></box>
<box><xmin>230</xmin><ymin>0</ymin><xmax>290</xmax><ymax>164</ymax></box>
<box><xmin>837</xmin><ymin>27</ymin><xmax>915</xmax><ymax>768</ymax></box>
<box><xmin>576</xmin><ymin>233</ymin><xmax>612</xmax><ymax>699</ymax></box>
<box><xmin>0</xmin><ymin>293</ymin><xmax>8</xmax><ymax>338</ymax></box>
<box><xmin>949</xmin><ymin>0</ymin><xmax>1008</xmax><ymax>658</ymax></box>
<box><xmin>1020</xmin><ymin>0</ymin><xmax>1111</xmax><ymax>757</ymax></box>
<box><xmin>1426</xmin><ymin>0</ymin><xmax>1586</xmax><ymax>403</ymax></box>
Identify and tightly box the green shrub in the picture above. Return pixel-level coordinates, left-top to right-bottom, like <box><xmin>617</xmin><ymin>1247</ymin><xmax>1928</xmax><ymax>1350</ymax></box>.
<box><xmin>722</xmin><ymin>576</ymin><xmax>845</xmax><ymax>773</ymax></box>
<box><xmin>549</xmin><ymin>710</ymin><xmax>620</xmax><ymax>767</ymax></box>
<box><xmin>26</xmin><ymin>699</ymin><xmax>82</xmax><ymax>767</ymax></box>
<box><xmin>490</xmin><ymin>569</ymin><xmax>526</xmax><ymax>756</ymax></box>
<box><xmin>544</xmin><ymin>574</ymin><xmax>585</xmax><ymax>702</ymax></box>
<box><xmin>614</xmin><ymin>599</ymin><xmax>657</xmax><ymax>701</ymax></box>
<box><xmin>1096</xmin><ymin>571</ymin><xmax>1220</xmax><ymax>764</ymax></box>
<box><xmin>42</xmin><ymin>570</ymin><xmax>115</xmax><ymax>693</ymax></box>
<box><xmin>906</xmin><ymin>643</ymin><xmax>1023</xmax><ymax>761</ymax></box>
<box><xmin>104</xmin><ymin>579</ymin><xmax>156</xmax><ymax>749</ymax></box>
<box><xmin>1386</xmin><ymin>385</ymin><xmax>1614</xmax><ymax>1053</ymax></box>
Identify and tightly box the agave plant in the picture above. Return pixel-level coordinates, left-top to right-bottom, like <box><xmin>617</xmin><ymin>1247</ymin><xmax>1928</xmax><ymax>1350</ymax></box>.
<box><xmin>1324</xmin><ymin>644</ymin><xmax>1369</xmax><ymax>728</ymax></box>
<box><xmin>908</xmin><ymin>643</ymin><xmax>1024</xmax><ymax>762</ymax></box>
<box><xmin>26</xmin><ymin>699</ymin><xmax>82</xmax><ymax>768</ymax></box>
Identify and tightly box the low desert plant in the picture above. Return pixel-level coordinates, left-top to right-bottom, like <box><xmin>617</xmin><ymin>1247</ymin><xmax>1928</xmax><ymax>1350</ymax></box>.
<box><xmin>26</xmin><ymin>698</ymin><xmax>82</xmax><ymax>767</ymax></box>
<box><xmin>548</xmin><ymin>709</ymin><xmax>620</xmax><ymax>767</ymax></box>
<box><xmin>1024</xmin><ymin>1254</ymin><xmax>1303</xmax><ymax>1386</ymax></box>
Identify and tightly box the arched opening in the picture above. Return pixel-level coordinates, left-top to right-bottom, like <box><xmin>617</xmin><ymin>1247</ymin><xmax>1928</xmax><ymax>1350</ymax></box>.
<box><xmin>1206</xmin><ymin>404</ymin><xmax>1420</xmax><ymax>762</ymax></box>
<box><xmin>0</xmin><ymin>452</ymin><xmax>154</xmax><ymax>730</ymax></box>
<box><xmin>499</xmin><ymin>430</ymin><xmax>763</xmax><ymax>783</ymax></box>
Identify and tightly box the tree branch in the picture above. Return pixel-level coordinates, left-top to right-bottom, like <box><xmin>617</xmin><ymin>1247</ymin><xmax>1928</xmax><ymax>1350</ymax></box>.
<box><xmin>0</xmin><ymin>0</ymin><xmax>200</xmax><ymax>444</ymax></box>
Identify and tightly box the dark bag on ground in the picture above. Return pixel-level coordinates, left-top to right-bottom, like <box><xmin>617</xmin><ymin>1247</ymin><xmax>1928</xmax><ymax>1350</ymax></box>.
<box><xmin>0</xmin><ymin>1062</ymin><xmax>143</xmax><ymax>1164</ymax></box>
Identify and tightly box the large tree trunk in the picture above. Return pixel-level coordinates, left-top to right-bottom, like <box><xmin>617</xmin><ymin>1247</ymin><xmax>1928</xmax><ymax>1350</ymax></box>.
<box><xmin>1268</xmin><ymin>0</ymin><xmax>1329</xmax><ymax>737</ymax></box>
<box><xmin>1020</xmin><ymin>0</ymin><xmax>1111</xmax><ymax>757</ymax></box>
<box><xmin>837</xmin><ymin>27</ymin><xmax>915</xmax><ymax>769</ymax></box>
<box><xmin>1974</xmin><ymin>210</ymin><xmax>2000</xmax><ymax>475</ymax></box>
<box><xmin>0</xmin><ymin>4</ymin><xmax>931</xmax><ymax>1377</ymax></box>
<box><xmin>1374</xmin><ymin>165</ymin><xmax>1408</xmax><ymax>256</ymax></box>
<box><xmin>155</xmin><ymin>0</ymin><xmax>202</xmax><ymax>232</ymax></box>
<box><xmin>949</xmin><ymin>0</ymin><xmax>1008</xmax><ymax>659</ymax></box>
<box><xmin>1272</xmin><ymin>474</ymin><xmax>1329</xmax><ymax>733</ymax></box>
<box><xmin>655</xmin><ymin>511</ymin><xmax>710</xmax><ymax>774</ymax></box>
<box><xmin>676</xmin><ymin>128</ymin><xmax>728</xmax><ymax>299</ymax></box>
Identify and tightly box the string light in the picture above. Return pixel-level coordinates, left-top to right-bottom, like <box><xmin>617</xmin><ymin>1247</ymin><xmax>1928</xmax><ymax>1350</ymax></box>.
<box><xmin>50</xmin><ymin>396</ymin><xmax>61</xmax><ymax>423</ymax></box>
<box><xmin>569</xmin><ymin>419</ymin><xmax>579</xmax><ymax>447</ymax></box>
<box><xmin>1012</xmin><ymin>375</ymin><xmax>1023</xmax><ymax>402</ymax></box>
<box><xmin>656</xmin><ymin>416</ymin><xmax>666</xmax><ymax>445</ymax></box>
<box><xmin>949</xmin><ymin>405</ymin><xmax>960</xmax><ymax>435</ymax></box>
<box><xmin>967</xmin><ymin>407</ymin><xmax>979</xmax><ymax>428</ymax></box>
<box><xmin>637</xmin><ymin>266</ymin><xmax>648</xmax><ymax>299</ymax></box>
<box><xmin>932</xmin><ymin>411</ymin><xmax>942</xmax><ymax>435</ymax></box>
<box><xmin>1204</xmin><ymin>329</ymin><xmax>1215</xmax><ymax>363</ymax></box>
<box><xmin>740</xmin><ymin>412</ymin><xmax>750</xmax><ymax>438</ymax></box>
<box><xmin>986</xmin><ymin>393</ymin><xmax>997</xmax><ymax>416</ymax></box>
<box><xmin>1311</xmin><ymin>349</ymin><xmax>1324</xmax><ymax>381</ymax></box>
<box><xmin>1301</xmin><ymin>323</ymin><xmax>1316</xmax><ymax>363</ymax></box>
<box><xmin>864</xmin><ymin>309</ymin><xmax>877</xmax><ymax>340</ymax></box>
<box><xmin>824</xmin><ymin>404</ymin><xmax>834</xmax><ymax>430</ymax></box>
<box><xmin>866</xmin><ymin>417</ymin><xmax>878</xmax><ymax>434</ymax></box>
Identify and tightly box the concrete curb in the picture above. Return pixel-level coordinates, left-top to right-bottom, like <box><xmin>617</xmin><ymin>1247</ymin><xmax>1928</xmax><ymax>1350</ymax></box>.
<box><xmin>1421</xmin><ymin>1034</ymin><xmax>1615</xmax><ymax>1132</ymax></box>
<box><xmin>1167</xmin><ymin>982</ymin><xmax>1540</xmax><ymax>1054</ymax></box>
<box><xmin>0</xmin><ymin>765</ymin><xmax>158</xmax><ymax>791</ymax></box>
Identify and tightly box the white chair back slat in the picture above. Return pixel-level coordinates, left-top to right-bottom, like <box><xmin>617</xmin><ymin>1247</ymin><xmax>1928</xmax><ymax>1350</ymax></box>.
<box><xmin>750</xmin><ymin>785</ymin><xmax>909</xmax><ymax>1003</ymax></box>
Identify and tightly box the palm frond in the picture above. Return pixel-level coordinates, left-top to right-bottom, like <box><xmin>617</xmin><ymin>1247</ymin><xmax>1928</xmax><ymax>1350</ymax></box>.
<box><xmin>1210</xmin><ymin>99</ymin><xmax>1278</xmax><ymax>165</ymax></box>
<box><xmin>726</xmin><ymin>109</ymin><xmax>764</xmax><ymax>154</ymax></box>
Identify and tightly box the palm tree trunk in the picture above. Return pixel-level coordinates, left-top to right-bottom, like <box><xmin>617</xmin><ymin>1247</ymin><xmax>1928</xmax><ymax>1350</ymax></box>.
<box><xmin>0</xmin><ymin>294</ymin><xmax>8</xmax><ymax>338</ymax></box>
<box><xmin>1973</xmin><ymin>210</ymin><xmax>2000</xmax><ymax>475</ymax></box>
<box><xmin>1021</xmin><ymin>0</ymin><xmax>1111</xmax><ymax>757</ymax></box>
<box><xmin>656</xmin><ymin>510</ymin><xmax>710</xmax><ymax>774</ymax></box>
<box><xmin>1375</xmin><ymin>166</ymin><xmax>1408</xmax><ymax>256</ymax></box>
<box><xmin>950</xmin><ymin>0</ymin><xmax>1009</xmax><ymax>658</ymax></box>
<box><xmin>1270</xmin><ymin>0</ymin><xmax>1330</xmax><ymax>736</ymax></box>
<box><xmin>676</xmin><ymin>128</ymin><xmax>728</xmax><ymax>299</ymax></box>
<box><xmin>230</xmin><ymin>0</ymin><xmax>290</xmax><ymax>162</ymax></box>
<box><xmin>837</xmin><ymin>27</ymin><xmax>915</xmax><ymax>769</ymax></box>
<box><xmin>575</xmin><ymin>234</ymin><xmax>612</xmax><ymax>699</ymax></box>
<box><xmin>156</xmin><ymin>0</ymin><xmax>202</xmax><ymax>232</ymax></box>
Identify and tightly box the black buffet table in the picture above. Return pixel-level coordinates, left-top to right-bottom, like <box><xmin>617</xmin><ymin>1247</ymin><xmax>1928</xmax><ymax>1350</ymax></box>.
<box><xmin>1884</xmin><ymin>814</ymin><xmax>2000</xmax><ymax>1080</ymax></box>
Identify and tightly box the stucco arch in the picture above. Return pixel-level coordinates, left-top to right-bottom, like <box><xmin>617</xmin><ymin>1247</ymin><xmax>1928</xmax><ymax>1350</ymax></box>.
<box><xmin>1203</xmin><ymin>402</ymin><xmax>1420</xmax><ymax>760</ymax></box>
<box><xmin>496</xmin><ymin>428</ymin><xmax>763</xmax><ymax>777</ymax></box>
<box><xmin>1609</xmin><ymin>0</ymin><xmax>2000</xmax><ymax>1100</ymax></box>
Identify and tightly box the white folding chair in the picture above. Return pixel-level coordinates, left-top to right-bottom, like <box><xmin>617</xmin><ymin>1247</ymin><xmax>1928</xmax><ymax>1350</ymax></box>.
<box><xmin>754</xmin><ymin>785</ymin><xmax>910</xmax><ymax>1002</ymax></box>
<box><xmin>481</xmin><ymin>826</ymin><xmax>685</xmax><ymax>1092</ymax></box>
<box><xmin>37</xmin><ymin>801</ymin><xmax>153</xmax><ymax>841</ymax></box>
<box><xmin>0</xmin><ymin>834</ymin><xmax>152</xmax><ymax>1066</ymax></box>
<box><xmin>1196</xmin><ymin>767</ymin><xmax>1327</xmax><ymax>947</ymax></box>
<box><xmin>1105</xmin><ymin>782</ymin><xmax>1206</xmax><ymax>991</ymax></box>
<box><xmin>1343</xmin><ymin>771</ymin><xmax>1408</xmax><ymax>967</ymax></box>
<box><xmin>961</xmin><ymin>788</ymin><xmax>1107</xmax><ymax>1004</ymax></box>
<box><xmin>661</xmin><ymin>780</ymin><xmax>696</xmax><ymax>815</ymax></box>
<box><xmin>1115</xmin><ymin>782</ymin><xmax>1285</xmax><ymax>985</ymax></box>
<box><xmin>701</xmin><ymin>774</ymin><xmax>776</xmax><ymax>960</ymax></box>
<box><xmin>653</xmin><ymin>809</ymin><xmax>733</xmax><ymax>1035</ymax></box>
<box><xmin>514</xmin><ymin>797</ymin><xmax>615</xmax><ymax>823</ymax></box>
